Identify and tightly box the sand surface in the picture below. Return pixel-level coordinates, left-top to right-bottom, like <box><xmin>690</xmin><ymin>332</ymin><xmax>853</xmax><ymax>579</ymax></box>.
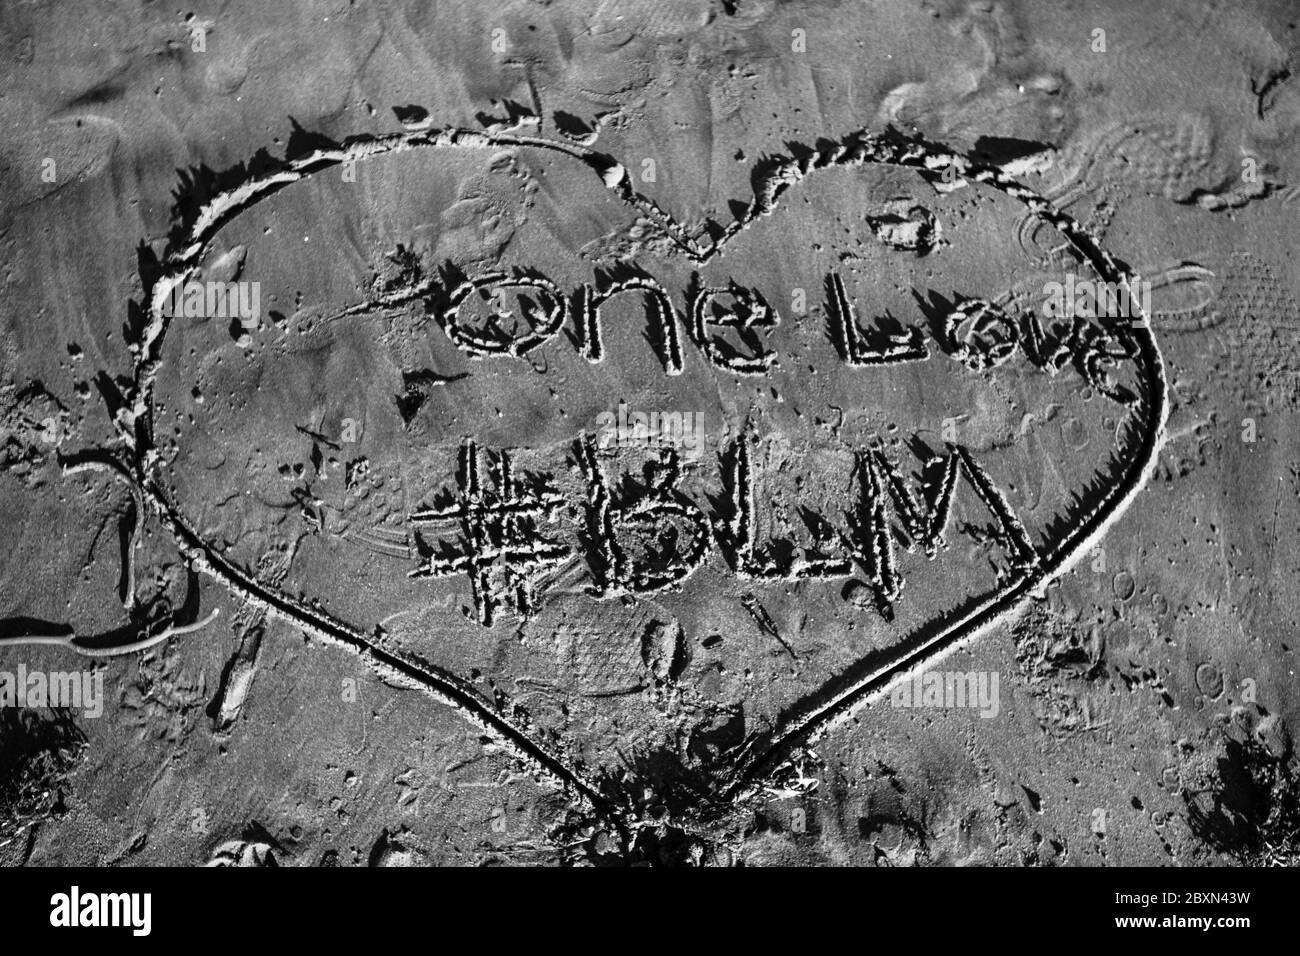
<box><xmin>2</xmin><ymin>0</ymin><xmax>1299</xmax><ymax>866</ymax></box>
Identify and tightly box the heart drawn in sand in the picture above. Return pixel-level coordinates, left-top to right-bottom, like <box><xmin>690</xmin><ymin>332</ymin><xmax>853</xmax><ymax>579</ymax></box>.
<box><xmin>117</xmin><ymin>118</ymin><xmax>1169</xmax><ymax>839</ymax></box>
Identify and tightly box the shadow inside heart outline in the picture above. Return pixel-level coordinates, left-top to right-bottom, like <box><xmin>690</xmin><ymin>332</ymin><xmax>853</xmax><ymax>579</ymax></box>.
<box><xmin>118</xmin><ymin>119</ymin><xmax>1169</xmax><ymax>833</ymax></box>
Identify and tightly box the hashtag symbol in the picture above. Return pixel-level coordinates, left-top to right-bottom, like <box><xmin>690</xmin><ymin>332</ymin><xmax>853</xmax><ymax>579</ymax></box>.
<box><xmin>409</xmin><ymin>439</ymin><xmax>569</xmax><ymax>626</ymax></box>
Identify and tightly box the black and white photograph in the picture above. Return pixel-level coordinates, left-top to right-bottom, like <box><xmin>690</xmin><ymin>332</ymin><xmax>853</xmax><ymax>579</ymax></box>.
<box><xmin>0</xmin><ymin>0</ymin><xmax>1294</xmax><ymax>927</ymax></box>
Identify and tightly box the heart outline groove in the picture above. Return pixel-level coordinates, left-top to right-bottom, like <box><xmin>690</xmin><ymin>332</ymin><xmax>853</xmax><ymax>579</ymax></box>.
<box><xmin>97</xmin><ymin>120</ymin><xmax>1168</xmax><ymax>851</ymax></box>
